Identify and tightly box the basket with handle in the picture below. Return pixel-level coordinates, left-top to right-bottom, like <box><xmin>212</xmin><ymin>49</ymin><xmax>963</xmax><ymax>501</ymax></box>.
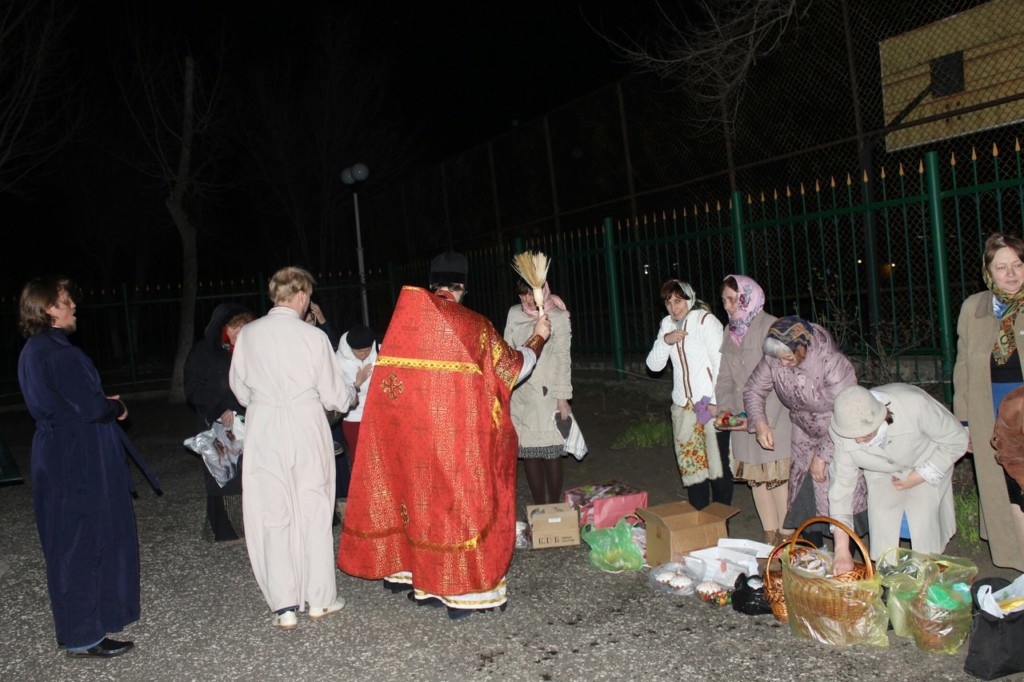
<box><xmin>781</xmin><ymin>515</ymin><xmax>887</xmax><ymax>646</ymax></box>
<box><xmin>906</xmin><ymin>557</ymin><xmax>977</xmax><ymax>653</ymax></box>
<box><xmin>763</xmin><ymin>536</ymin><xmax>815</xmax><ymax>622</ymax></box>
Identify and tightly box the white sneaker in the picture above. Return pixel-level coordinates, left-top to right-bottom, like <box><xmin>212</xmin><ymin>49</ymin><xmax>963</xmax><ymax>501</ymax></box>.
<box><xmin>272</xmin><ymin>610</ymin><xmax>297</xmax><ymax>630</ymax></box>
<box><xmin>308</xmin><ymin>597</ymin><xmax>346</xmax><ymax>620</ymax></box>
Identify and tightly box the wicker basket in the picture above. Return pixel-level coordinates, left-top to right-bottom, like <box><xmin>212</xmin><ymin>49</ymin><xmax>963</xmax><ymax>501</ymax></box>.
<box><xmin>782</xmin><ymin>516</ymin><xmax>884</xmax><ymax>646</ymax></box>
<box><xmin>907</xmin><ymin>596</ymin><xmax>973</xmax><ymax>653</ymax></box>
<box><xmin>764</xmin><ymin>537</ymin><xmax>814</xmax><ymax>623</ymax></box>
<box><xmin>906</xmin><ymin>559</ymin><xmax>975</xmax><ymax>653</ymax></box>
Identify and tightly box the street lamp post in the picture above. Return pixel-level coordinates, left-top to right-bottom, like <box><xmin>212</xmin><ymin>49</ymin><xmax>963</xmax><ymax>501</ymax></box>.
<box><xmin>342</xmin><ymin>162</ymin><xmax>370</xmax><ymax>326</ymax></box>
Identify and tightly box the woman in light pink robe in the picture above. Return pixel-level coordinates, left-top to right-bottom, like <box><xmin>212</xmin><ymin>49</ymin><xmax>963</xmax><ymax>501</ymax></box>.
<box><xmin>230</xmin><ymin>267</ymin><xmax>352</xmax><ymax>628</ymax></box>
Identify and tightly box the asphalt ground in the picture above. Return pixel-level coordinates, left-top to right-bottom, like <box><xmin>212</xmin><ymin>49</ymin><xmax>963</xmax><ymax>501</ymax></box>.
<box><xmin>0</xmin><ymin>377</ymin><xmax>1016</xmax><ymax>681</ymax></box>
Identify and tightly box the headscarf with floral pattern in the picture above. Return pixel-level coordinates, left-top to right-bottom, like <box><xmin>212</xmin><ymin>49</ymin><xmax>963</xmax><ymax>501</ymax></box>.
<box><xmin>724</xmin><ymin>274</ymin><xmax>765</xmax><ymax>346</ymax></box>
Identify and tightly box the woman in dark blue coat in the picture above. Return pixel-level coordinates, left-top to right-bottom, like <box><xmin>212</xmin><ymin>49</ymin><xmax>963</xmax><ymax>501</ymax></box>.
<box><xmin>17</xmin><ymin>278</ymin><xmax>158</xmax><ymax>658</ymax></box>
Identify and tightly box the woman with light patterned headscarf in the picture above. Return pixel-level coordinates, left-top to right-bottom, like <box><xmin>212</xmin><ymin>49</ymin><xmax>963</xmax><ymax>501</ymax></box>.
<box><xmin>715</xmin><ymin>275</ymin><xmax>792</xmax><ymax>545</ymax></box>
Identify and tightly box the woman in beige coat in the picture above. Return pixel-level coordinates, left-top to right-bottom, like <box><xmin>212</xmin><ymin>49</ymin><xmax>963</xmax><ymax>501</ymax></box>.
<box><xmin>954</xmin><ymin>232</ymin><xmax>1024</xmax><ymax>571</ymax></box>
<box><xmin>505</xmin><ymin>279</ymin><xmax>573</xmax><ymax>504</ymax></box>
<box><xmin>716</xmin><ymin>275</ymin><xmax>792</xmax><ymax>544</ymax></box>
<box><xmin>829</xmin><ymin>384</ymin><xmax>967</xmax><ymax>575</ymax></box>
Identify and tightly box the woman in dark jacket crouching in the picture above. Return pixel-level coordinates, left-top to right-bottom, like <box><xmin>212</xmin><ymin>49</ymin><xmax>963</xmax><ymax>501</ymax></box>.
<box><xmin>184</xmin><ymin>302</ymin><xmax>254</xmax><ymax>542</ymax></box>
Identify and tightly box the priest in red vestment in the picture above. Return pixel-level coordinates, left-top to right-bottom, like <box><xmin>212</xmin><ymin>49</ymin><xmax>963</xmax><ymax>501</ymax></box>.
<box><xmin>337</xmin><ymin>252</ymin><xmax>550</xmax><ymax>619</ymax></box>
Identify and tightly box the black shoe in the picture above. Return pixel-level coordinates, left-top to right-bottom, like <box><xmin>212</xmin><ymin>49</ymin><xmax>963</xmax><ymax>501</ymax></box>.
<box><xmin>408</xmin><ymin>592</ymin><xmax>444</xmax><ymax>607</ymax></box>
<box><xmin>446</xmin><ymin>603</ymin><xmax>506</xmax><ymax>619</ymax></box>
<box><xmin>66</xmin><ymin>638</ymin><xmax>134</xmax><ymax>658</ymax></box>
<box><xmin>384</xmin><ymin>581</ymin><xmax>413</xmax><ymax>594</ymax></box>
<box><xmin>332</xmin><ymin>513</ymin><xmax>341</xmax><ymax>527</ymax></box>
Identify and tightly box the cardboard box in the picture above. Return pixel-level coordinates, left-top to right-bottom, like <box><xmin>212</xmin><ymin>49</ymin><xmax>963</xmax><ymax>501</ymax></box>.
<box><xmin>526</xmin><ymin>503</ymin><xmax>580</xmax><ymax>549</ymax></box>
<box><xmin>636</xmin><ymin>501</ymin><xmax>741</xmax><ymax>566</ymax></box>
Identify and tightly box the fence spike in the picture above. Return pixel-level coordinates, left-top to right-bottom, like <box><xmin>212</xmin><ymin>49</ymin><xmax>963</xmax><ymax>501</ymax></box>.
<box><xmin>815</xmin><ymin>178</ymin><xmax>821</xmax><ymax>192</ymax></box>
<box><xmin>846</xmin><ymin>173</ymin><xmax>852</xmax><ymax>186</ymax></box>
<box><xmin>919</xmin><ymin>159</ymin><xmax>924</xmax><ymax>174</ymax></box>
<box><xmin>727</xmin><ymin>198</ymin><xmax>733</xmax><ymax>209</ymax></box>
<box><xmin>662</xmin><ymin>210</ymin><xmax>667</xmax><ymax>220</ymax></box>
<box><xmin>772</xmin><ymin>188</ymin><xmax>777</xmax><ymax>201</ymax></box>
<box><xmin>899</xmin><ymin>162</ymin><xmax>905</xmax><ymax>177</ymax></box>
<box><xmin>830</xmin><ymin>177</ymin><xmax>836</xmax><ymax>189</ymax></box>
<box><xmin>880</xmin><ymin>166</ymin><xmax>887</xmax><ymax>179</ymax></box>
<box><xmin>1017</xmin><ymin>138</ymin><xmax>1021</xmax><ymax>153</ymax></box>
<box><xmin>950</xmin><ymin>152</ymin><xmax>956</xmax><ymax>166</ymax></box>
<box><xmin>971</xmin><ymin>146</ymin><xmax>977</xmax><ymax>161</ymax></box>
<box><xmin>759</xmin><ymin>191</ymin><xmax>765</xmax><ymax>202</ymax></box>
<box><xmin>786</xmin><ymin>185</ymin><xmax>792</xmax><ymax>198</ymax></box>
<box><xmin>799</xmin><ymin>182</ymin><xmax>805</xmax><ymax>195</ymax></box>
<box><xmin>704</xmin><ymin>202</ymin><xmax>710</xmax><ymax>213</ymax></box>
<box><xmin>716</xmin><ymin>199</ymin><xmax>721</xmax><ymax>211</ymax></box>
<box><xmin>681</xmin><ymin>207</ymin><xmax>686</xmax><ymax>218</ymax></box>
<box><xmin>643</xmin><ymin>214</ymin><xmax>648</xmax><ymax>225</ymax></box>
<box><xmin>673</xmin><ymin>208</ymin><xmax>678</xmax><ymax>219</ymax></box>
<box><xmin>993</xmin><ymin>142</ymin><xmax>1000</xmax><ymax>157</ymax></box>
<box><xmin>747</xmin><ymin>194</ymin><xmax>753</xmax><ymax>204</ymax></box>
<box><xmin>862</xmin><ymin>169</ymin><xmax>869</xmax><ymax>183</ymax></box>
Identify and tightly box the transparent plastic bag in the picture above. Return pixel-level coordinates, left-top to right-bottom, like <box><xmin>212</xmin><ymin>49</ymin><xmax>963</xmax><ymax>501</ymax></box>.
<box><xmin>183</xmin><ymin>415</ymin><xmax>245</xmax><ymax>487</ymax></box>
<box><xmin>876</xmin><ymin>547</ymin><xmax>931</xmax><ymax>639</ymax></box>
<box><xmin>875</xmin><ymin>547</ymin><xmax>976</xmax><ymax>653</ymax></box>
<box><xmin>906</xmin><ymin>556</ymin><xmax>977</xmax><ymax>654</ymax></box>
<box><xmin>581</xmin><ymin>517</ymin><xmax>644</xmax><ymax>572</ymax></box>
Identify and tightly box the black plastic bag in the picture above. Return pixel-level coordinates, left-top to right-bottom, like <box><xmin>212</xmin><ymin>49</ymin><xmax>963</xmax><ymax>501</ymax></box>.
<box><xmin>732</xmin><ymin>573</ymin><xmax>772</xmax><ymax>616</ymax></box>
<box><xmin>964</xmin><ymin>577</ymin><xmax>1024</xmax><ymax>680</ymax></box>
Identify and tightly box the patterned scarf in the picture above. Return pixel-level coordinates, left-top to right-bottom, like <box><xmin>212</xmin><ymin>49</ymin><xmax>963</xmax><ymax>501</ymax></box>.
<box><xmin>521</xmin><ymin>282</ymin><xmax>570</xmax><ymax>319</ymax></box>
<box><xmin>985</xmin><ymin>267</ymin><xmax>1024</xmax><ymax>365</ymax></box>
<box><xmin>766</xmin><ymin>315</ymin><xmax>815</xmax><ymax>352</ymax></box>
<box><xmin>725</xmin><ymin>274</ymin><xmax>765</xmax><ymax>346</ymax></box>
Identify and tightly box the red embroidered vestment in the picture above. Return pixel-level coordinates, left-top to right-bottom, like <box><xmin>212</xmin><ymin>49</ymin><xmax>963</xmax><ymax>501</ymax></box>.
<box><xmin>337</xmin><ymin>286</ymin><xmax>524</xmax><ymax>596</ymax></box>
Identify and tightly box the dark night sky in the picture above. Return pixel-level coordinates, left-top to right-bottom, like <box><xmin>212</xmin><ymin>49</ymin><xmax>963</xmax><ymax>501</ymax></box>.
<box><xmin>1</xmin><ymin>1</ymin><xmax>672</xmax><ymax>291</ymax></box>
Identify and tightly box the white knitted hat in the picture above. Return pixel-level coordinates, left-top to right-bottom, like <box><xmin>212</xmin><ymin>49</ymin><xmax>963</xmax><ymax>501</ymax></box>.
<box><xmin>831</xmin><ymin>385</ymin><xmax>886</xmax><ymax>438</ymax></box>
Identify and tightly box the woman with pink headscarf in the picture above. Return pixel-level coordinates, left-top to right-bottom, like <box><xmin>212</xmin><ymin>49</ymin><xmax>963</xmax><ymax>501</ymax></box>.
<box><xmin>715</xmin><ymin>275</ymin><xmax>793</xmax><ymax>544</ymax></box>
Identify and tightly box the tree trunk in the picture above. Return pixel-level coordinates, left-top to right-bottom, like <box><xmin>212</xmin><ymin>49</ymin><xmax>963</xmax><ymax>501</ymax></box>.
<box><xmin>167</xmin><ymin>56</ymin><xmax>198</xmax><ymax>404</ymax></box>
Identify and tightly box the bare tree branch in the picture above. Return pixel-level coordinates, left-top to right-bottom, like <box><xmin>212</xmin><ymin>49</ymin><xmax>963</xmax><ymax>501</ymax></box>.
<box><xmin>0</xmin><ymin>0</ymin><xmax>81</xmax><ymax>194</ymax></box>
<box><xmin>603</xmin><ymin>0</ymin><xmax>806</xmax><ymax>129</ymax></box>
<box><xmin>592</xmin><ymin>0</ymin><xmax>806</xmax><ymax>188</ymax></box>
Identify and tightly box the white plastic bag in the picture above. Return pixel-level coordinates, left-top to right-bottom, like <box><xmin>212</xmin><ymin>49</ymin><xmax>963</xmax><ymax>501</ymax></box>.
<box><xmin>553</xmin><ymin>412</ymin><xmax>588</xmax><ymax>461</ymax></box>
<box><xmin>183</xmin><ymin>415</ymin><xmax>245</xmax><ymax>487</ymax></box>
<box><xmin>978</xmin><ymin>573</ymin><xmax>1024</xmax><ymax>618</ymax></box>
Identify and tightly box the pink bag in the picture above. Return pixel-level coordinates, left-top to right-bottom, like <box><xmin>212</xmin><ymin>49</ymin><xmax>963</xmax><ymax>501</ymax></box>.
<box><xmin>564</xmin><ymin>481</ymin><xmax>648</xmax><ymax>529</ymax></box>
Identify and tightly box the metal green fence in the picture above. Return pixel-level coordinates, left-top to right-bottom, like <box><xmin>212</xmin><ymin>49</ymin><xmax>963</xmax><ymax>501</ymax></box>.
<box><xmin>3</xmin><ymin>141</ymin><xmax>1023</xmax><ymax>403</ymax></box>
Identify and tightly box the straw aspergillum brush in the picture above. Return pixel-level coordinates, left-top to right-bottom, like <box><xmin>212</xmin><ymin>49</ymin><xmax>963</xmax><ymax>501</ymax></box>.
<box><xmin>511</xmin><ymin>251</ymin><xmax>550</xmax><ymax>313</ymax></box>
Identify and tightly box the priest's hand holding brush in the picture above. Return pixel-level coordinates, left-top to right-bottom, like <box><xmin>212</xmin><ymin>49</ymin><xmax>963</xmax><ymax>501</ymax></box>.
<box><xmin>512</xmin><ymin>251</ymin><xmax>553</xmax><ymax>343</ymax></box>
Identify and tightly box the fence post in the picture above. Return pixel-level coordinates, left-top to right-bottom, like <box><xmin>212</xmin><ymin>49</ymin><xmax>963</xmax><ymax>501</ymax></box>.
<box><xmin>925</xmin><ymin>151</ymin><xmax>954</xmax><ymax>403</ymax></box>
<box><xmin>602</xmin><ymin>217</ymin><xmax>625</xmax><ymax>379</ymax></box>
<box><xmin>120</xmin><ymin>283</ymin><xmax>138</xmax><ymax>383</ymax></box>
<box><xmin>730</xmin><ymin>189</ymin><xmax>747</xmax><ymax>275</ymax></box>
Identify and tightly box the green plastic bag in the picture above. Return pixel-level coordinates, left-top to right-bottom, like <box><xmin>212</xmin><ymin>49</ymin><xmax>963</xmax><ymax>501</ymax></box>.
<box><xmin>580</xmin><ymin>517</ymin><xmax>643</xmax><ymax>572</ymax></box>
<box><xmin>877</xmin><ymin>548</ymin><xmax>931</xmax><ymax>639</ymax></box>
<box><xmin>876</xmin><ymin>547</ymin><xmax>977</xmax><ymax>653</ymax></box>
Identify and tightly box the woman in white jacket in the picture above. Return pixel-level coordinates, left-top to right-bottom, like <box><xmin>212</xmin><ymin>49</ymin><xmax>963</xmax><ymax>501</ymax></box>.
<box><xmin>646</xmin><ymin>279</ymin><xmax>732</xmax><ymax>508</ymax></box>
<box><xmin>334</xmin><ymin>325</ymin><xmax>377</xmax><ymax>517</ymax></box>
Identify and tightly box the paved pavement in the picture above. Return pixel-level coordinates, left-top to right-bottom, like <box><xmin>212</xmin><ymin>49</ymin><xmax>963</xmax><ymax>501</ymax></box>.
<box><xmin>0</xmin><ymin>378</ymin><xmax>1003</xmax><ymax>681</ymax></box>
